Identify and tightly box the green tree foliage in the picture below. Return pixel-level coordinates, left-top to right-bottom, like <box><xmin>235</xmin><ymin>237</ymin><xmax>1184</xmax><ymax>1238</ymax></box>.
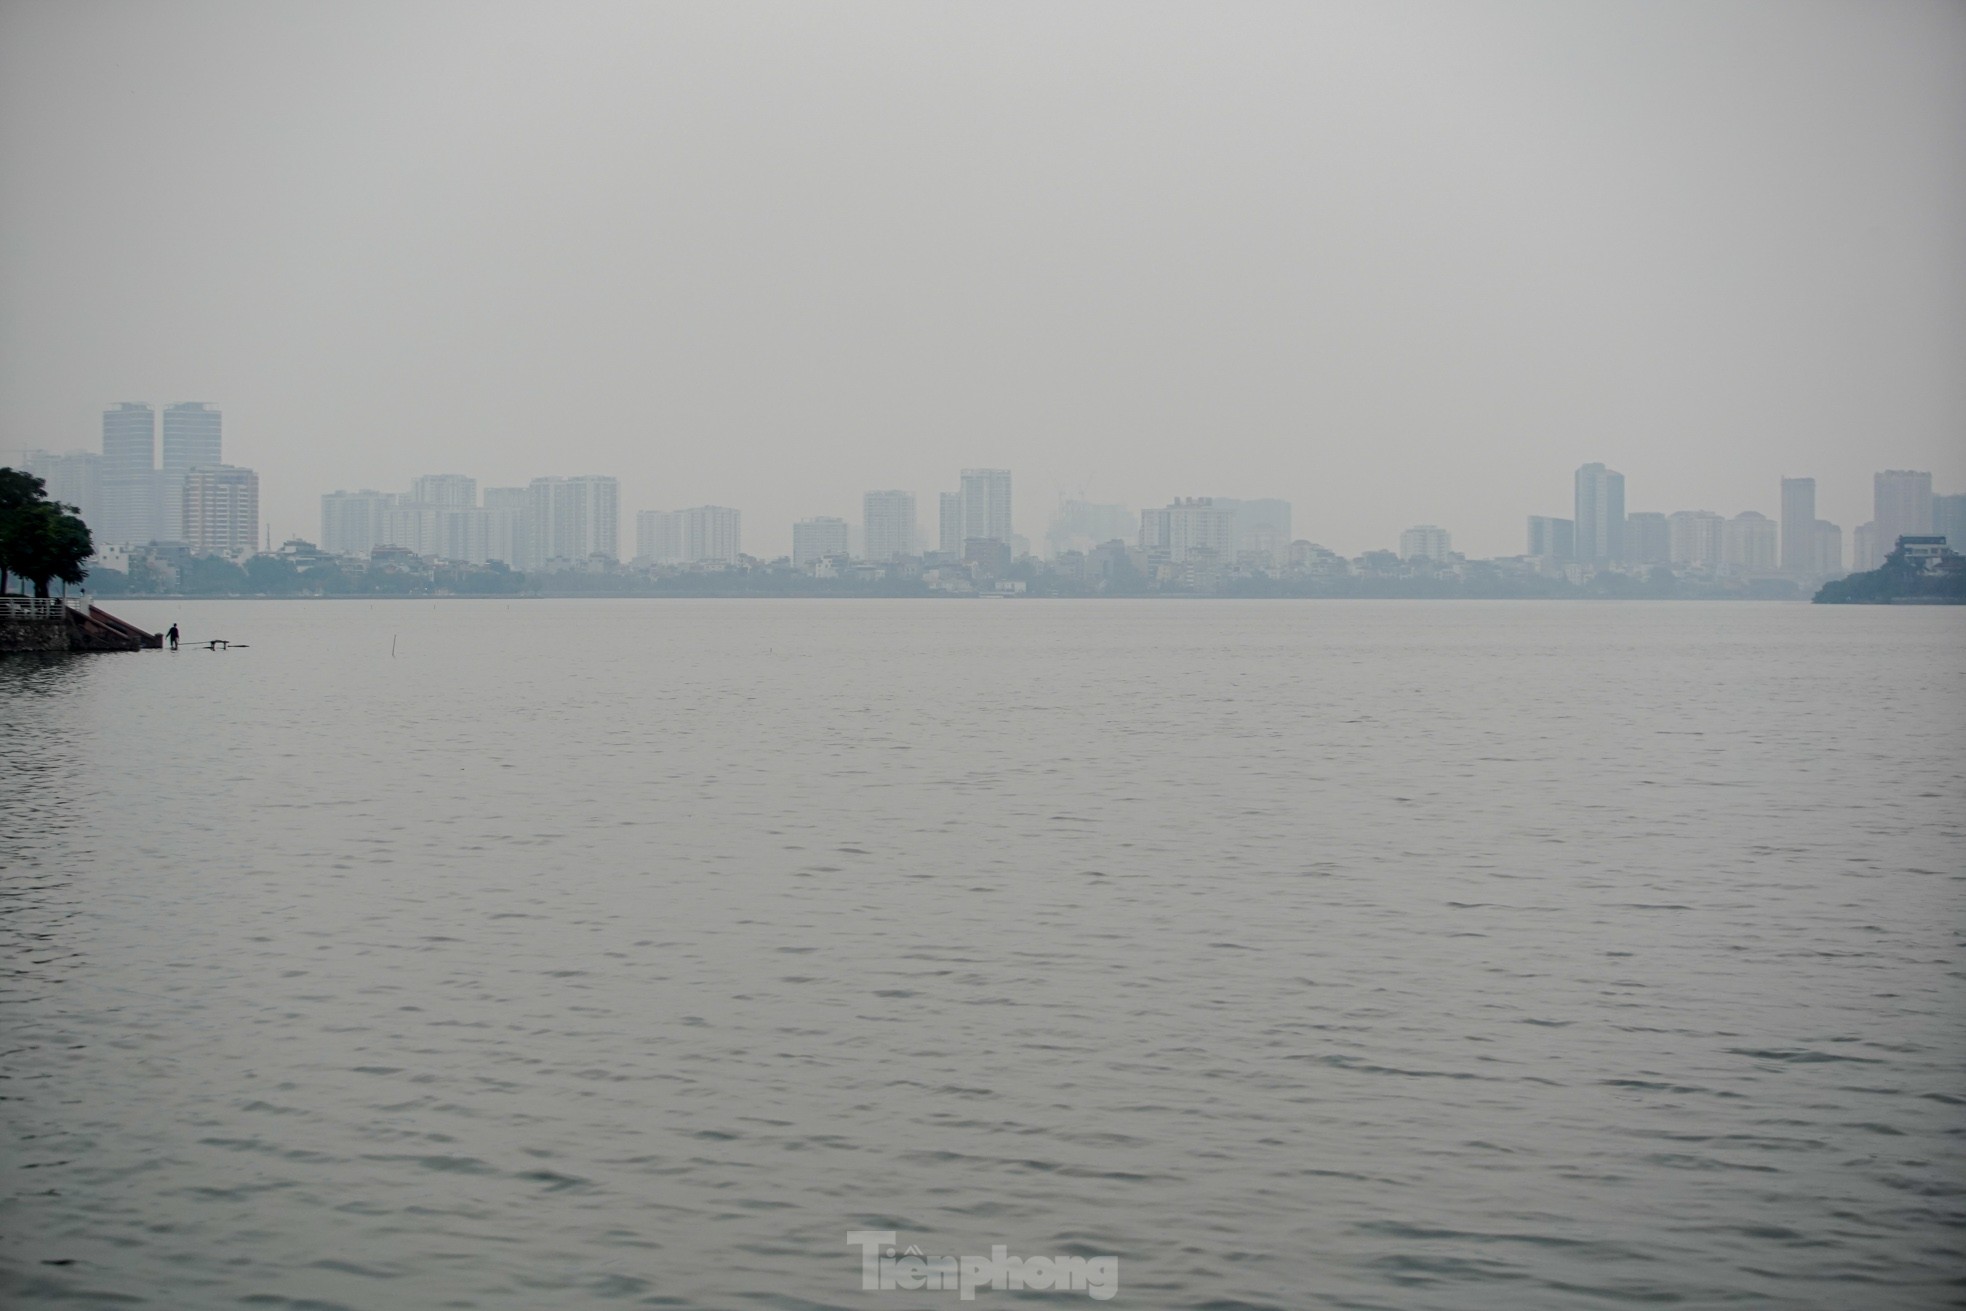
<box><xmin>0</xmin><ymin>468</ymin><xmax>95</xmax><ymax>598</ymax></box>
<box><xmin>1815</xmin><ymin>543</ymin><xmax>1966</xmax><ymax>603</ymax></box>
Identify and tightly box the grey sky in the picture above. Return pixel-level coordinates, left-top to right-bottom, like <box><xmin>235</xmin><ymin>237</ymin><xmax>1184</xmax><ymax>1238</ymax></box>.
<box><xmin>3</xmin><ymin>0</ymin><xmax>1962</xmax><ymax>558</ymax></box>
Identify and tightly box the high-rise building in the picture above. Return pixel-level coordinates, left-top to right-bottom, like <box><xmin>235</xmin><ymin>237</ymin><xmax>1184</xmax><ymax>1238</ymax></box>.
<box><xmin>1045</xmin><ymin>500</ymin><xmax>1134</xmax><ymax>557</ymax></box>
<box><xmin>637</xmin><ymin>506</ymin><xmax>740</xmax><ymax>565</ymax></box>
<box><xmin>1623</xmin><ymin>512</ymin><xmax>1670</xmax><ymax>566</ymax></box>
<box><xmin>160</xmin><ymin>403</ymin><xmax>222</xmax><ymax>541</ymax></box>
<box><xmin>1779</xmin><ymin>477</ymin><xmax>1816</xmax><ymax>574</ymax></box>
<box><xmin>321</xmin><ymin>489</ymin><xmax>394</xmax><ymax>557</ymax></box>
<box><xmin>182</xmin><ymin>465</ymin><xmax>258</xmax><ymax>554</ymax></box>
<box><xmin>862</xmin><ymin>490</ymin><xmax>916</xmax><ymax>562</ymax></box>
<box><xmin>1668</xmin><ymin>510</ymin><xmax>1726</xmax><ymax>569</ymax></box>
<box><xmin>938</xmin><ymin>492</ymin><xmax>964</xmax><ymax>555</ymax></box>
<box><xmin>1934</xmin><ymin>493</ymin><xmax>1966</xmax><ymax>551</ymax></box>
<box><xmin>793</xmin><ymin>516</ymin><xmax>850</xmax><ymax>568</ymax></box>
<box><xmin>1852</xmin><ymin>521</ymin><xmax>1884</xmax><ymax>572</ymax></box>
<box><xmin>1811</xmin><ymin>520</ymin><xmax>1844</xmax><ymax>576</ymax></box>
<box><xmin>410</xmin><ymin>474</ymin><xmax>478</xmax><ymax>511</ymax></box>
<box><xmin>1139</xmin><ymin>498</ymin><xmax>1235</xmax><ymax>563</ymax></box>
<box><xmin>1526</xmin><ymin>515</ymin><xmax>1574</xmax><ymax>561</ymax></box>
<box><xmin>1874</xmin><ymin>470</ymin><xmax>1933</xmax><ymax>554</ymax></box>
<box><xmin>161</xmin><ymin>403</ymin><xmax>222</xmax><ymax>480</ymax></box>
<box><xmin>481</xmin><ymin>487</ymin><xmax>532</xmax><ymax>568</ymax></box>
<box><xmin>1722</xmin><ymin>511</ymin><xmax>1779</xmax><ymax>573</ymax></box>
<box><xmin>160</xmin><ymin>403</ymin><xmax>221</xmax><ymax>539</ymax></box>
<box><xmin>959</xmin><ymin>469</ymin><xmax>1012</xmax><ymax>548</ymax></box>
<box><xmin>20</xmin><ymin>450</ymin><xmax>103</xmax><ymax>530</ymax></box>
<box><xmin>100</xmin><ymin>403</ymin><xmax>157</xmax><ymax>546</ymax></box>
<box><xmin>1574</xmin><ymin>463</ymin><xmax>1626</xmax><ymax>565</ymax></box>
<box><xmin>528</xmin><ymin>476</ymin><xmax>619</xmax><ymax>565</ymax></box>
<box><xmin>1399</xmin><ymin>525</ymin><xmax>1452</xmax><ymax>563</ymax></box>
<box><xmin>1212</xmin><ymin>497</ymin><xmax>1293</xmax><ymax>560</ymax></box>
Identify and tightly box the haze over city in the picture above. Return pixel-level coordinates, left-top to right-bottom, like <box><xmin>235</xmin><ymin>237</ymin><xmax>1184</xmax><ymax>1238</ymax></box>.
<box><xmin>4</xmin><ymin>0</ymin><xmax>1964</xmax><ymax>559</ymax></box>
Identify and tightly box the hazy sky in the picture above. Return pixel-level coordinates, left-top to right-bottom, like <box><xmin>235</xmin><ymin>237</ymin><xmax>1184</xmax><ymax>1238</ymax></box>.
<box><xmin>2</xmin><ymin>0</ymin><xmax>1962</xmax><ymax>558</ymax></box>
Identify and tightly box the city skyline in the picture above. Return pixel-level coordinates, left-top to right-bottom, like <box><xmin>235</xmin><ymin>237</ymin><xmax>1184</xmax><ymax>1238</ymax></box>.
<box><xmin>22</xmin><ymin>402</ymin><xmax>1966</xmax><ymax>582</ymax></box>
<box><xmin>4</xmin><ymin>4</ymin><xmax>1963</xmax><ymax>564</ymax></box>
<box><xmin>13</xmin><ymin>408</ymin><xmax>1960</xmax><ymax>569</ymax></box>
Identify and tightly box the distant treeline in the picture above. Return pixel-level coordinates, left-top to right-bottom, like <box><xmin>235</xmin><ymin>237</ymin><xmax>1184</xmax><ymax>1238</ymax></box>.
<box><xmin>85</xmin><ymin>555</ymin><xmax>1815</xmax><ymax>600</ymax></box>
<box><xmin>1814</xmin><ymin>548</ymin><xmax>1966</xmax><ymax>604</ymax></box>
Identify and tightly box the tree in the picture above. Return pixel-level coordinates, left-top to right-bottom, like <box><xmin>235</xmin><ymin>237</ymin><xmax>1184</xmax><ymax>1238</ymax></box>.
<box><xmin>1</xmin><ymin>499</ymin><xmax>94</xmax><ymax>598</ymax></box>
<box><xmin>0</xmin><ymin>467</ymin><xmax>46</xmax><ymax>593</ymax></box>
<box><xmin>0</xmin><ymin>467</ymin><xmax>46</xmax><ymax>516</ymax></box>
<box><xmin>0</xmin><ymin>467</ymin><xmax>93</xmax><ymax>598</ymax></box>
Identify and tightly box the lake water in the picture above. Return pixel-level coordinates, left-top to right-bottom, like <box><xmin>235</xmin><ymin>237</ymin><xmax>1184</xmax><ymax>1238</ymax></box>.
<box><xmin>2</xmin><ymin>599</ymin><xmax>1961</xmax><ymax>1309</ymax></box>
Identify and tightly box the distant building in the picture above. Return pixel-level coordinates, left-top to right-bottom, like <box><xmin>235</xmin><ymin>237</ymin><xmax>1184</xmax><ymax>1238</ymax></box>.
<box><xmin>481</xmin><ymin>487</ymin><xmax>532</xmax><ymax>567</ymax></box>
<box><xmin>101</xmin><ymin>403</ymin><xmax>158</xmax><ymax>546</ymax></box>
<box><xmin>1895</xmin><ymin>534</ymin><xmax>1952</xmax><ymax>568</ymax></box>
<box><xmin>1779</xmin><ymin>477</ymin><xmax>1815</xmax><ymax>574</ymax></box>
<box><xmin>410</xmin><ymin>474</ymin><xmax>478</xmax><ymax>511</ymax></box>
<box><xmin>320</xmin><ymin>489</ymin><xmax>393</xmax><ymax>557</ymax></box>
<box><xmin>1932</xmin><ymin>492</ymin><xmax>1966</xmax><ymax>551</ymax></box>
<box><xmin>1140</xmin><ymin>497</ymin><xmax>1235</xmax><ymax>563</ymax></box>
<box><xmin>1810</xmin><ymin>519</ymin><xmax>1844</xmax><ymax>576</ymax></box>
<box><xmin>380</xmin><ymin>499</ymin><xmax>441</xmax><ymax>557</ymax></box>
<box><xmin>1399</xmin><ymin>524</ymin><xmax>1451</xmax><ymax>563</ymax></box>
<box><xmin>430</xmin><ymin>509</ymin><xmax>491</xmax><ymax>564</ymax></box>
<box><xmin>963</xmin><ymin>536</ymin><xmax>1012</xmax><ymax>578</ymax></box>
<box><xmin>160</xmin><ymin>403</ymin><xmax>221</xmax><ymax>539</ymax></box>
<box><xmin>793</xmin><ymin>516</ymin><xmax>850</xmax><ymax>569</ymax></box>
<box><xmin>1574</xmin><ymin>463</ymin><xmax>1626</xmax><ymax>565</ymax></box>
<box><xmin>1667</xmin><ymin>510</ymin><xmax>1725</xmax><ymax>570</ymax></box>
<box><xmin>181</xmin><ymin>465</ymin><xmax>259</xmax><ymax>554</ymax></box>
<box><xmin>20</xmin><ymin>449</ymin><xmax>102</xmax><ymax>529</ymax></box>
<box><xmin>862</xmin><ymin>490</ymin><xmax>915</xmax><ymax>562</ymax></box>
<box><xmin>959</xmin><ymin>468</ymin><xmax>1013</xmax><ymax>547</ymax></box>
<box><xmin>938</xmin><ymin>491</ymin><xmax>964</xmax><ymax>556</ymax></box>
<box><xmin>528</xmin><ymin>475</ymin><xmax>619</xmax><ymax>564</ymax></box>
<box><xmin>1722</xmin><ymin>511</ymin><xmax>1778</xmax><ymax>573</ymax></box>
<box><xmin>1852</xmin><ymin>521</ymin><xmax>1884</xmax><ymax>572</ymax></box>
<box><xmin>1874</xmin><ymin>470</ymin><xmax>1933</xmax><ymax>556</ymax></box>
<box><xmin>638</xmin><ymin>505</ymin><xmax>740</xmax><ymax>565</ymax></box>
<box><xmin>1045</xmin><ymin>500</ymin><xmax>1134</xmax><ymax>557</ymax></box>
<box><xmin>1526</xmin><ymin>515</ymin><xmax>1574</xmax><ymax>561</ymax></box>
<box><xmin>1211</xmin><ymin>498</ymin><xmax>1293</xmax><ymax>560</ymax></box>
<box><xmin>1624</xmin><ymin>511</ymin><xmax>1670</xmax><ymax>566</ymax></box>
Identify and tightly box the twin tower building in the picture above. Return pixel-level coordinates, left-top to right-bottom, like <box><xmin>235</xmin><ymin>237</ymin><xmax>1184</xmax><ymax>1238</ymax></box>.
<box><xmin>24</xmin><ymin>402</ymin><xmax>258</xmax><ymax>553</ymax></box>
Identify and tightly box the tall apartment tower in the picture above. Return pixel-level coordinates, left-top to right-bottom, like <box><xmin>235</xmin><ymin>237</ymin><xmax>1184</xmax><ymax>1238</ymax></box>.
<box><xmin>1399</xmin><ymin>525</ymin><xmax>1452</xmax><ymax>563</ymax></box>
<box><xmin>959</xmin><ymin>468</ymin><xmax>1013</xmax><ymax>547</ymax></box>
<box><xmin>528</xmin><ymin>475</ymin><xmax>619</xmax><ymax>565</ymax></box>
<box><xmin>100</xmin><ymin>403</ymin><xmax>157</xmax><ymax>546</ymax></box>
<box><xmin>1573</xmin><ymin>463</ymin><xmax>1626</xmax><ymax>566</ymax></box>
<box><xmin>481</xmin><ymin>487</ymin><xmax>533</xmax><ymax>568</ymax></box>
<box><xmin>1779</xmin><ymin>477</ymin><xmax>1816</xmax><ymax>573</ymax></box>
<box><xmin>636</xmin><ymin>506</ymin><xmax>740</xmax><ymax>566</ymax></box>
<box><xmin>792</xmin><ymin>516</ymin><xmax>850</xmax><ymax>569</ymax></box>
<box><xmin>938</xmin><ymin>492</ymin><xmax>963</xmax><ymax>555</ymax></box>
<box><xmin>1526</xmin><ymin>515</ymin><xmax>1574</xmax><ymax>561</ymax></box>
<box><xmin>1874</xmin><ymin>470</ymin><xmax>1933</xmax><ymax>555</ymax></box>
<box><xmin>1139</xmin><ymin>497</ymin><xmax>1236</xmax><ymax>563</ymax></box>
<box><xmin>182</xmin><ymin>465</ymin><xmax>259</xmax><ymax>554</ymax></box>
<box><xmin>862</xmin><ymin>490</ymin><xmax>916</xmax><ymax>562</ymax></box>
<box><xmin>161</xmin><ymin>403</ymin><xmax>222</xmax><ymax>476</ymax></box>
<box><xmin>410</xmin><ymin>474</ymin><xmax>478</xmax><ymax>510</ymax></box>
<box><xmin>1624</xmin><ymin>511</ymin><xmax>1671</xmax><ymax>566</ymax></box>
<box><xmin>160</xmin><ymin>403</ymin><xmax>222</xmax><ymax>541</ymax></box>
<box><xmin>321</xmin><ymin>490</ymin><xmax>394</xmax><ymax>557</ymax></box>
<box><xmin>1934</xmin><ymin>493</ymin><xmax>1966</xmax><ymax>550</ymax></box>
<box><xmin>21</xmin><ymin>450</ymin><xmax>103</xmax><ymax>529</ymax></box>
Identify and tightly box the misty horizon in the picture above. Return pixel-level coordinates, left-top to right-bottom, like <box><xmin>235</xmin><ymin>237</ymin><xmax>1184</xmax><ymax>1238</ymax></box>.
<box><xmin>4</xmin><ymin>1</ymin><xmax>1963</xmax><ymax>560</ymax></box>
